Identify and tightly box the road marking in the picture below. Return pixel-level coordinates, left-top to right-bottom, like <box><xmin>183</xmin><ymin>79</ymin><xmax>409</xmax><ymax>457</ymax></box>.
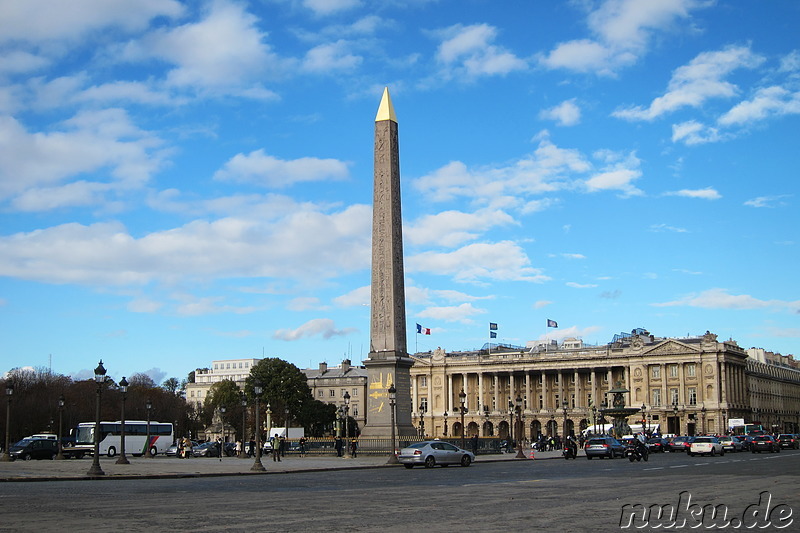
<box><xmin>670</xmin><ymin>464</ymin><xmax>689</xmax><ymax>468</ymax></box>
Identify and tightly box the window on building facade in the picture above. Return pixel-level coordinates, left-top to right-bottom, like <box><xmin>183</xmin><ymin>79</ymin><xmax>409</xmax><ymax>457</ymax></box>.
<box><xmin>669</xmin><ymin>364</ymin><xmax>678</xmax><ymax>377</ymax></box>
<box><xmin>420</xmin><ymin>397</ymin><xmax>428</xmax><ymax>412</ymax></box>
<box><xmin>555</xmin><ymin>394</ymin><xmax>560</xmax><ymax>407</ymax></box>
<box><xmin>329</xmin><ymin>390</ymin><xmax>335</xmax><ymax>397</ymax></box>
<box><xmin>651</xmin><ymin>388</ymin><xmax>661</xmax><ymax>406</ymax></box>
<box><xmin>353</xmin><ymin>407</ymin><xmax>358</xmax><ymax>417</ymax></box>
<box><xmin>352</xmin><ymin>388</ymin><xmax>358</xmax><ymax>397</ymax></box>
<box><xmin>688</xmin><ymin>387</ymin><xmax>697</xmax><ymax>406</ymax></box>
<box><xmin>687</xmin><ymin>363</ymin><xmax>696</xmax><ymax>377</ymax></box>
<box><xmin>652</xmin><ymin>366</ymin><xmax>660</xmax><ymax>378</ymax></box>
<box><xmin>670</xmin><ymin>388</ymin><xmax>679</xmax><ymax>405</ymax></box>
<box><xmin>571</xmin><ymin>394</ymin><xmax>576</xmax><ymax>408</ymax></box>
<box><xmin>539</xmin><ymin>395</ymin><xmax>543</xmax><ymax>409</ymax></box>
<box><xmin>420</xmin><ymin>376</ymin><xmax>427</xmax><ymax>387</ymax></box>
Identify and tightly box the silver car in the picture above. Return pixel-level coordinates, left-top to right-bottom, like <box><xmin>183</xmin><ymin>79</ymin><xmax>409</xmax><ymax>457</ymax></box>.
<box><xmin>398</xmin><ymin>440</ymin><xmax>475</xmax><ymax>469</ymax></box>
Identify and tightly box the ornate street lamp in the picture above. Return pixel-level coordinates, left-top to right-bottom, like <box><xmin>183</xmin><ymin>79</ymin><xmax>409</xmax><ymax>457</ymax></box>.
<box><xmin>515</xmin><ymin>395</ymin><xmax>526</xmax><ymax>459</ymax></box>
<box><xmin>387</xmin><ymin>384</ymin><xmax>398</xmax><ymax>464</ymax></box>
<box><xmin>87</xmin><ymin>360</ymin><xmax>106</xmax><ymax>476</ymax></box>
<box><xmin>343</xmin><ymin>391</ymin><xmax>351</xmax><ymax>459</ymax></box>
<box><xmin>459</xmin><ymin>388</ymin><xmax>466</xmax><ymax>450</ymax></box>
<box><xmin>562</xmin><ymin>400</ymin><xmax>569</xmax><ymax>440</ymax></box>
<box><xmin>251</xmin><ymin>383</ymin><xmax>265</xmax><ymax>471</ymax></box>
<box><xmin>483</xmin><ymin>405</ymin><xmax>490</xmax><ymax>437</ymax></box>
<box><xmin>701</xmin><ymin>405</ymin><xmax>707</xmax><ymax>435</ymax></box>
<box><xmin>219</xmin><ymin>405</ymin><xmax>226</xmax><ymax>461</ymax></box>
<box><xmin>550</xmin><ymin>413</ymin><xmax>555</xmax><ymax>437</ymax></box>
<box><xmin>418</xmin><ymin>407</ymin><xmax>425</xmax><ymax>438</ymax></box>
<box><xmin>641</xmin><ymin>403</ymin><xmax>647</xmax><ymax>435</ymax></box>
<box><xmin>115</xmin><ymin>377</ymin><xmax>129</xmax><ymax>465</ymax></box>
<box><xmin>145</xmin><ymin>398</ymin><xmax>153</xmax><ymax>458</ymax></box>
<box><xmin>672</xmin><ymin>401</ymin><xmax>680</xmax><ymax>435</ymax></box>
<box><xmin>443</xmin><ymin>411</ymin><xmax>448</xmax><ymax>437</ymax></box>
<box><xmin>591</xmin><ymin>404</ymin><xmax>597</xmax><ymax>436</ymax></box>
<box><xmin>55</xmin><ymin>395</ymin><xmax>66</xmax><ymax>460</ymax></box>
<box><xmin>240</xmin><ymin>392</ymin><xmax>247</xmax><ymax>459</ymax></box>
<box><xmin>1</xmin><ymin>380</ymin><xmax>13</xmax><ymax>462</ymax></box>
<box><xmin>508</xmin><ymin>401</ymin><xmax>515</xmax><ymax>447</ymax></box>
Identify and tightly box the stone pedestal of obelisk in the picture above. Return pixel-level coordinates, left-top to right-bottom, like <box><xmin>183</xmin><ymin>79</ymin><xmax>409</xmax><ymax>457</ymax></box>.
<box><xmin>361</xmin><ymin>88</ymin><xmax>416</xmax><ymax>438</ymax></box>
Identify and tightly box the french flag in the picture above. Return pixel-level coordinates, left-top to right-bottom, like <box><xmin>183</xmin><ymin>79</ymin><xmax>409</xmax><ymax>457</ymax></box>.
<box><xmin>416</xmin><ymin>323</ymin><xmax>431</xmax><ymax>335</ymax></box>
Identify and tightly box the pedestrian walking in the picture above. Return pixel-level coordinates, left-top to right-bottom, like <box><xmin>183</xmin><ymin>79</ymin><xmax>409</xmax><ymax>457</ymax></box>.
<box><xmin>471</xmin><ymin>434</ymin><xmax>479</xmax><ymax>455</ymax></box>
<box><xmin>272</xmin><ymin>434</ymin><xmax>281</xmax><ymax>462</ymax></box>
<box><xmin>350</xmin><ymin>438</ymin><xmax>358</xmax><ymax>458</ymax></box>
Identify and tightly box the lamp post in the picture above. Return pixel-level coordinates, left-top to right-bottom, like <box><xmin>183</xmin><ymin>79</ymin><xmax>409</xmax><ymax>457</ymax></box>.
<box><xmin>641</xmin><ymin>403</ymin><xmax>647</xmax><ymax>435</ymax></box>
<box><xmin>343</xmin><ymin>391</ymin><xmax>351</xmax><ymax>459</ymax></box>
<box><xmin>418</xmin><ymin>407</ymin><xmax>425</xmax><ymax>438</ymax></box>
<box><xmin>284</xmin><ymin>406</ymin><xmax>289</xmax><ymax>459</ymax></box>
<box><xmin>562</xmin><ymin>400</ymin><xmax>569</xmax><ymax>440</ymax></box>
<box><xmin>508</xmin><ymin>401</ymin><xmax>514</xmax><ymax>446</ymax></box>
<box><xmin>484</xmin><ymin>405</ymin><xmax>490</xmax><ymax>437</ymax></box>
<box><xmin>87</xmin><ymin>360</ymin><xmax>106</xmax><ymax>476</ymax></box>
<box><xmin>459</xmin><ymin>388</ymin><xmax>466</xmax><ymax>450</ymax></box>
<box><xmin>1</xmin><ymin>381</ymin><xmax>13</xmax><ymax>462</ymax></box>
<box><xmin>672</xmin><ymin>401</ymin><xmax>679</xmax><ymax>435</ymax></box>
<box><xmin>145</xmin><ymin>398</ymin><xmax>153</xmax><ymax>458</ymax></box>
<box><xmin>701</xmin><ymin>405</ymin><xmax>707</xmax><ymax>435</ymax></box>
<box><xmin>240</xmin><ymin>392</ymin><xmax>247</xmax><ymax>458</ymax></box>
<box><xmin>251</xmin><ymin>383</ymin><xmax>265</xmax><ymax>471</ymax></box>
<box><xmin>443</xmin><ymin>411</ymin><xmax>448</xmax><ymax>437</ymax></box>
<box><xmin>219</xmin><ymin>405</ymin><xmax>226</xmax><ymax>461</ymax></box>
<box><xmin>387</xmin><ymin>384</ymin><xmax>399</xmax><ymax>464</ymax></box>
<box><xmin>55</xmin><ymin>394</ymin><xmax>66</xmax><ymax>460</ymax></box>
<box><xmin>515</xmin><ymin>395</ymin><xmax>526</xmax><ymax>459</ymax></box>
<box><xmin>591</xmin><ymin>405</ymin><xmax>597</xmax><ymax>437</ymax></box>
<box><xmin>115</xmin><ymin>377</ymin><xmax>129</xmax><ymax>464</ymax></box>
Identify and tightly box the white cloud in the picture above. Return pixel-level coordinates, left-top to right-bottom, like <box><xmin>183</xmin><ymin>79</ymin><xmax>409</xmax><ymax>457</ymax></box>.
<box><xmin>653</xmin><ymin>288</ymin><xmax>800</xmax><ymax>312</ymax></box>
<box><xmin>302</xmin><ymin>0</ymin><xmax>362</xmax><ymax>16</ymax></box>
<box><xmin>130</xmin><ymin>1</ymin><xmax>285</xmax><ymax>92</ymax></box>
<box><xmin>0</xmin><ymin>109</ymin><xmax>166</xmax><ymax>207</ymax></box>
<box><xmin>302</xmin><ymin>40</ymin><xmax>363</xmax><ymax>73</ymax></box>
<box><xmin>743</xmin><ymin>195</ymin><xmax>791</xmax><ymax>208</ymax></box>
<box><xmin>566</xmin><ymin>282</ymin><xmax>598</xmax><ymax>289</ymax></box>
<box><xmin>213</xmin><ymin>149</ymin><xmax>350</xmax><ymax>188</ymax></box>
<box><xmin>650</xmin><ymin>223</ymin><xmax>688</xmax><ymax>233</ymax></box>
<box><xmin>417</xmin><ymin>303</ymin><xmax>486</xmax><ymax>324</ymax></box>
<box><xmin>272</xmin><ymin>318</ymin><xmax>356</xmax><ymax>340</ymax></box>
<box><xmin>405</xmin><ymin>208</ymin><xmax>517</xmax><ymax>247</ymax></box>
<box><xmin>540</xmin><ymin>0</ymin><xmax>705</xmax><ymax>76</ymax></box>
<box><xmin>407</xmin><ymin>241</ymin><xmax>549</xmax><ymax>283</ymax></box>
<box><xmin>718</xmin><ymin>86</ymin><xmax>800</xmax><ymax>126</ymax></box>
<box><xmin>287</xmin><ymin>297</ymin><xmax>328</xmax><ymax>311</ymax></box>
<box><xmin>0</xmin><ymin>203</ymin><xmax>372</xmax><ymax>286</ymax></box>
<box><xmin>671</xmin><ymin>120</ymin><xmax>723</xmax><ymax>145</ymax></box>
<box><xmin>334</xmin><ymin>285</ymin><xmax>370</xmax><ymax>307</ymax></box>
<box><xmin>583</xmin><ymin>150</ymin><xmax>643</xmax><ymax>197</ymax></box>
<box><xmin>561</xmin><ymin>253</ymin><xmax>586</xmax><ymax>260</ymax></box>
<box><xmin>664</xmin><ymin>187</ymin><xmax>721</xmax><ymax>200</ymax></box>
<box><xmin>539</xmin><ymin>99</ymin><xmax>582</xmax><ymax>126</ymax></box>
<box><xmin>127</xmin><ymin>297</ymin><xmax>163</xmax><ymax>313</ymax></box>
<box><xmin>432</xmin><ymin>23</ymin><xmax>527</xmax><ymax>80</ymax></box>
<box><xmin>533</xmin><ymin>300</ymin><xmax>552</xmax><ymax>309</ymax></box>
<box><xmin>614</xmin><ymin>45</ymin><xmax>765</xmax><ymax>121</ymax></box>
<box><xmin>0</xmin><ymin>0</ymin><xmax>184</xmax><ymax>44</ymax></box>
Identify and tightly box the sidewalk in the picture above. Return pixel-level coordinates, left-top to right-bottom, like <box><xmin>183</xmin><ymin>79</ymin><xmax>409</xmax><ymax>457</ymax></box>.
<box><xmin>0</xmin><ymin>448</ymin><xmax>567</xmax><ymax>482</ymax></box>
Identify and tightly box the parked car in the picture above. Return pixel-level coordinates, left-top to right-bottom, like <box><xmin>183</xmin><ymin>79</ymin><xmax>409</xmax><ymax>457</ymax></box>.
<box><xmin>398</xmin><ymin>440</ymin><xmax>475</xmax><ymax>468</ymax></box>
<box><xmin>647</xmin><ymin>437</ymin><xmax>668</xmax><ymax>453</ymax></box>
<box><xmin>718</xmin><ymin>435</ymin><xmax>743</xmax><ymax>452</ymax></box>
<box><xmin>750</xmin><ymin>435</ymin><xmax>781</xmax><ymax>453</ymax></box>
<box><xmin>667</xmin><ymin>436</ymin><xmax>694</xmax><ymax>452</ymax></box>
<box><xmin>8</xmin><ymin>438</ymin><xmax>58</xmax><ymax>461</ymax></box>
<box><xmin>689</xmin><ymin>436</ymin><xmax>725</xmax><ymax>457</ymax></box>
<box><xmin>584</xmin><ymin>437</ymin><xmax>626</xmax><ymax>459</ymax></box>
<box><xmin>776</xmin><ymin>434</ymin><xmax>799</xmax><ymax>449</ymax></box>
<box><xmin>192</xmin><ymin>441</ymin><xmax>221</xmax><ymax>457</ymax></box>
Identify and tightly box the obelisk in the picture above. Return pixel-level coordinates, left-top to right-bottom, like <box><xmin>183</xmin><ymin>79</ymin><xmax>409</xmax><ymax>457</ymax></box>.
<box><xmin>361</xmin><ymin>88</ymin><xmax>415</xmax><ymax>437</ymax></box>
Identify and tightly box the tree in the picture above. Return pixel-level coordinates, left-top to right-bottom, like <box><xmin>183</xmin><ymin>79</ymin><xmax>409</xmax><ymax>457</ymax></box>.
<box><xmin>203</xmin><ymin>380</ymin><xmax>242</xmax><ymax>428</ymax></box>
<box><xmin>245</xmin><ymin>358</ymin><xmax>312</xmax><ymax>428</ymax></box>
<box><xmin>128</xmin><ymin>373</ymin><xmax>156</xmax><ymax>389</ymax></box>
<box><xmin>162</xmin><ymin>377</ymin><xmax>180</xmax><ymax>395</ymax></box>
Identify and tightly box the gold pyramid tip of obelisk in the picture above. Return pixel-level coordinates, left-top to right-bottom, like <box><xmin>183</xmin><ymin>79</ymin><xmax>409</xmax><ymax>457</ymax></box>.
<box><xmin>375</xmin><ymin>87</ymin><xmax>397</xmax><ymax>123</ymax></box>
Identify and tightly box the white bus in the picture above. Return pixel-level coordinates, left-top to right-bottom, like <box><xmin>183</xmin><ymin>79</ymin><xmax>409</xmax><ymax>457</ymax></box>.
<box><xmin>72</xmin><ymin>420</ymin><xmax>174</xmax><ymax>457</ymax></box>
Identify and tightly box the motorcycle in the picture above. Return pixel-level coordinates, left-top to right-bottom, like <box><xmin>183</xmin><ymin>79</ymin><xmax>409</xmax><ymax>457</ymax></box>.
<box><xmin>563</xmin><ymin>444</ymin><xmax>577</xmax><ymax>459</ymax></box>
<box><xmin>626</xmin><ymin>445</ymin><xmax>649</xmax><ymax>462</ymax></box>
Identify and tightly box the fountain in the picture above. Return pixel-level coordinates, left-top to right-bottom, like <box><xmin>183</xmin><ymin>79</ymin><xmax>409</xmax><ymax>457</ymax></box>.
<box><xmin>599</xmin><ymin>382</ymin><xmax>642</xmax><ymax>438</ymax></box>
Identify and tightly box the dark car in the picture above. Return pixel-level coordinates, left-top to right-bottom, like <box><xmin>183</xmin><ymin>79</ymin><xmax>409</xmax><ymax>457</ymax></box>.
<box><xmin>776</xmin><ymin>434</ymin><xmax>799</xmax><ymax>449</ymax></box>
<box><xmin>9</xmin><ymin>438</ymin><xmax>58</xmax><ymax>461</ymax></box>
<box><xmin>750</xmin><ymin>435</ymin><xmax>780</xmax><ymax>453</ymax></box>
<box><xmin>667</xmin><ymin>436</ymin><xmax>694</xmax><ymax>452</ymax></box>
<box><xmin>192</xmin><ymin>441</ymin><xmax>221</xmax><ymax>457</ymax></box>
<box><xmin>647</xmin><ymin>437</ymin><xmax>668</xmax><ymax>453</ymax></box>
<box><xmin>584</xmin><ymin>437</ymin><xmax>625</xmax><ymax>459</ymax></box>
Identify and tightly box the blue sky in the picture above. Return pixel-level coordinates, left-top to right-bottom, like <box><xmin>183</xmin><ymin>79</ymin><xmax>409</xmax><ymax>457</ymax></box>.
<box><xmin>1</xmin><ymin>0</ymin><xmax>798</xmax><ymax>385</ymax></box>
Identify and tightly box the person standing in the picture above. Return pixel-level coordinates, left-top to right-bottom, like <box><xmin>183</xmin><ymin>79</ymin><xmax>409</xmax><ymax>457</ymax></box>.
<box><xmin>350</xmin><ymin>438</ymin><xmax>358</xmax><ymax>458</ymax></box>
<box><xmin>271</xmin><ymin>434</ymin><xmax>281</xmax><ymax>462</ymax></box>
<box><xmin>299</xmin><ymin>436</ymin><xmax>307</xmax><ymax>457</ymax></box>
<box><xmin>335</xmin><ymin>435</ymin><xmax>343</xmax><ymax>457</ymax></box>
<box><xmin>471</xmin><ymin>434</ymin><xmax>478</xmax><ymax>455</ymax></box>
<box><xmin>279</xmin><ymin>435</ymin><xmax>286</xmax><ymax>458</ymax></box>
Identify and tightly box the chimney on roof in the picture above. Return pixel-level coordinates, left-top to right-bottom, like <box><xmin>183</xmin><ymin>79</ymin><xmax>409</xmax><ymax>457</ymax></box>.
<box><xmin>319</xmin><ymin>362</ymin><xmax>327</xmax><ymax>374</ymax></box>
<box><xmin>342</xmin><ymin>359</ymin><xmax>351</xmax><ymax>373</ymax></box>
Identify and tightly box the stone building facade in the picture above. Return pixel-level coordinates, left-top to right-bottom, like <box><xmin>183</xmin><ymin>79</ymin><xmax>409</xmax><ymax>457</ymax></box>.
<box><xmin>185</xmin><ymin>358</ymin><xmax>260</xmax><ymax>409</ymax></box>
<box><xmin>409</xmin><ymin>329</ymin><xmax>800</xmax><ymax>440</ymax></box>
<box><xmin>303</xmin><ymin>360</ymin><xmax>368</xmax><ymax>433</ymax></box>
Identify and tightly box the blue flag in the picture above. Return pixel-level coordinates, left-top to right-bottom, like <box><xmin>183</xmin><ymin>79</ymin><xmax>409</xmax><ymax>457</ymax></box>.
<box><xmin>489</xmin><ymin>322</ymin><xmax>498</xmax><ymax>330</ymax></box>
<box><xmin>490</xmin><ymin>331</ymin><xmax>497</xmax><ymax>338</ymax></box>
<box><xmin>547</xmin><ymin>319</ymin><xmax>558</xmax><ymax>328</ymax></box>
